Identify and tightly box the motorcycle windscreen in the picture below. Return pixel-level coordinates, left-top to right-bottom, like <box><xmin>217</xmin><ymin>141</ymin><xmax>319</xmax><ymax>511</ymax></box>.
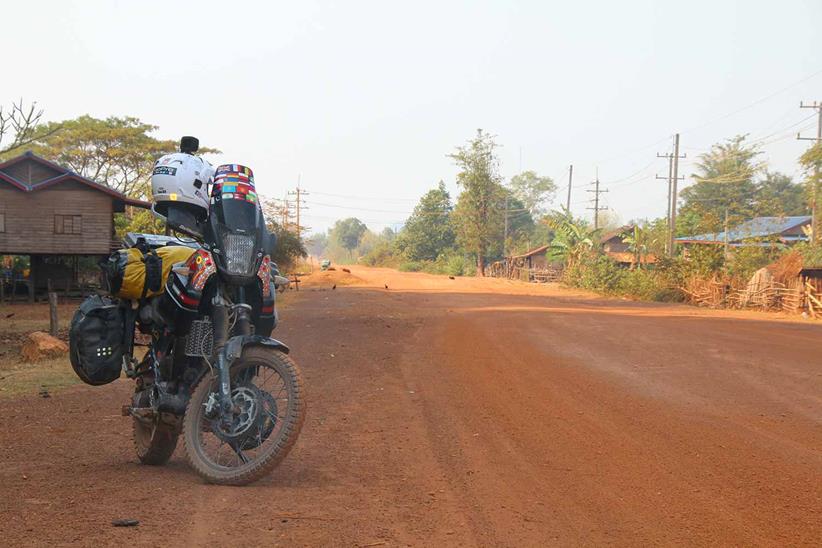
<box><xmin>209</xmin><ymin>194</ymin><xmax>263</xmax><ymax>278</ymax></box>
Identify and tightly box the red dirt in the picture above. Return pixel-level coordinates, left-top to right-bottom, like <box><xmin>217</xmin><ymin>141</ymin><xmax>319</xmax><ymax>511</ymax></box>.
<box><xmin>1</xmin><ymin>267</ymin><xmax>820</xmax><ymax>546</ymax></box>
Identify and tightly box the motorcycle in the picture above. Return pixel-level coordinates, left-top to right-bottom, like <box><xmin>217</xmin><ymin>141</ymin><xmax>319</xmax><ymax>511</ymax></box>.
<box><xmin>112</xmin><ymin>163</ymin><xmax>305</xmax><ymax>485</ymax></box>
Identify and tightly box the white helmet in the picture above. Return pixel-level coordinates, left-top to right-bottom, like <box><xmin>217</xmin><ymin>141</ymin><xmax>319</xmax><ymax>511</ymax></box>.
<box><xmin>151</xmin><ymin>137</ymin><xmax>214</xmax><ymax>220</ymax></box>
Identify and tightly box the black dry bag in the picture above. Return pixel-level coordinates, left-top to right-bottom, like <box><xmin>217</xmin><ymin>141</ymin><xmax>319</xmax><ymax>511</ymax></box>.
<box><xmin>68</xmin><ymin>295</ymin><xmax>125</xmax><ymax>386</ymax></box>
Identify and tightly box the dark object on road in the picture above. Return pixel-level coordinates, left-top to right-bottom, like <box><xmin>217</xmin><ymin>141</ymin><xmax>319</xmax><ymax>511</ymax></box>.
<box><xmin>449</xmin><ymin>276</ymin><xmax>455</xmax><ymax>280</ymax></box>
<box><xmin>39</xmin><ymin>388</ymin><xmax>50</xmax><ymax>399</ymax></box>
<box><xmin>328</xmin><ymin>267</ymin><xmax>336</xmax><ymax>271</ymax></box>
<box><xmin>332</xmin><ymin>284</ymin><xmax>336</xmax><ymax>290</ymax></box>
<box><xmin>5</xmin><ymin>313</ymin><xmax>14</xmax><ymax>318</ymax></box>
<box><xmin>384</xmin><ymin>284</ymin><xmax>389</xmax><ymax>290</ymax></box>
<box><xmin>342</xmin><ymin>268</ymin><xmax>351</xmax><ymax>273</ymax></box>
<box><xmin>112</xmin><ymin>519</ymin><xmax>140</xmax><ymax>527</ymax></box>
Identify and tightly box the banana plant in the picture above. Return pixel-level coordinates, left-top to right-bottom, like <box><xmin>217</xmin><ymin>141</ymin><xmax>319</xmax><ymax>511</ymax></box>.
<box><xmin>621</xmin><ymin>224</ymin><xmax>659</xmax><ymax>269</ymax></box>
<box><xmin>543</xmin><ymin>208</ymin><xmax>599</xmax><ymax>269</ymax></box>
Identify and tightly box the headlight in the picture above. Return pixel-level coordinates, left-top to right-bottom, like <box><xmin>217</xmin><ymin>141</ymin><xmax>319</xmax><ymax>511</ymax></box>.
<box><xmin>223</xmin><ymin>233</ymin><xmax>256</xmax><ymax>276</ymax></box>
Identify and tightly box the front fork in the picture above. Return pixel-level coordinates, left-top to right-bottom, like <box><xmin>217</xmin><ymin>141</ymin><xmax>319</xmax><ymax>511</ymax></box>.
<box><xmin>210</xmin><ymin>290</ymin><xmax>253</xmax><ymax>423</ymax></box>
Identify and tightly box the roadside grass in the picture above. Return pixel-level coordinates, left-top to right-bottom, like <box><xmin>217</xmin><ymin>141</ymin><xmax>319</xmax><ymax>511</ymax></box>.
<box><xmin>0</xmin><ymin>356</ymin><xmax>78</xmax><ymax>398</ymax></box>
<box><xmin>0</xmin><ymin>302</ymin><xmax>80</xmax><ymax>398</ymax></box>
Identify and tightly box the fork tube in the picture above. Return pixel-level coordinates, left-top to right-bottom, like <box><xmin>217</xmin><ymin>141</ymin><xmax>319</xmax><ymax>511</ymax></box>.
<box><xmin>211</xmin><ymin>293</ymin><xmax>232</xmax><ymax>415</ymax></box>
<box><xmin>235</xmin><ymin>286</ymin><xmax>252</xmax><ymax>336</ymax></box>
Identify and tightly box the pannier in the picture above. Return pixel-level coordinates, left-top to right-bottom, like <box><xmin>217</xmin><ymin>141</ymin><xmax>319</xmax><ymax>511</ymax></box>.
<box><xmin>69</xmin><ymin>295</ymin><xmax>126</xmax><ymax>385</ymax></box>
<box><xmin>101</xmin><ymin>246</ymin><xmax>195</xmax><ymax>301</ymax></box>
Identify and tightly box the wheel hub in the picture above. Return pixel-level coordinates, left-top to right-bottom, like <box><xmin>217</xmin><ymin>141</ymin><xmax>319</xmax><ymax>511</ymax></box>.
<box><xmin>218</xmin><ymin>385</ymin><xmax>259</xmax><ymax>438</ymax></box>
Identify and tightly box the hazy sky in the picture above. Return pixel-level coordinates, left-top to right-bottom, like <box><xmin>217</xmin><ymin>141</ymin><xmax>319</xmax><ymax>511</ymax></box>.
<box><xmin>4</xmin><ymin>0</ymin><xmax>822</xmax><ymax>232</ymax></box>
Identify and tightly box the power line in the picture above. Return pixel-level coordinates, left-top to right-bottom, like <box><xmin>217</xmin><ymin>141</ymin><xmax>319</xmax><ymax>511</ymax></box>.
<box><xmin>309</xmin><ymin>190</ymin><xmax>420</xmax><ymax>202</ymax></box>
<box><xmin>681</xmin><ymin>67</ymin><xmax>822</xmax><ymax>136</ymax></box>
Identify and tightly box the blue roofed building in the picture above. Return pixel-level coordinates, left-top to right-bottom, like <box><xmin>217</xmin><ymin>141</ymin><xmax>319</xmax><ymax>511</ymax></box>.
<box><xmin>676</xmin><ymin>216</ymin><xmax>811</xmax><ymax>247</ymax></box>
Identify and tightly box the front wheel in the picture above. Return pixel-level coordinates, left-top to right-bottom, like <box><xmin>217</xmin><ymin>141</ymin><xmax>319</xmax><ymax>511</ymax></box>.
<box><xmin>182</xmin><ymin>347</ymin><xmax>306</xmax><ymax>485</ymax></box>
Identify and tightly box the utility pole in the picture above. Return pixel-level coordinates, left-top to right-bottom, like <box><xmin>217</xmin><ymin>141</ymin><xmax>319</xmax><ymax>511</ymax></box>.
<box><xmin>656</xmin><ymin>153</ymin><xmax>673</xmax><ymax>254</ymax></box>
<box><xmin>723</xmin><ymin>208</ymin><xmax>730</xmax><ymax>263</ymax></box>
<box><xmin>656</xmin><ymin>149</ymin><xmax>683</xmax><ymax>256</ymax></box>
<box><xmin>668</xmin><ymin>134</ymin><xmax>685</xmax><ymax>255</ymax></box>
<box><xmin>566</xmin><ymin>164</ymin><xmax>573</xmax><ymax>212</ymax></box>
<box><xmin>798</xmin><ymin>101</ymin><xmax>822</xmax><ymax>244</ymax></box>
<box><xmin>503</xmin><ymin>193</ymin><xmax>509</xmax><ymax>259</ymax></box>
<box><xmin>275</xmin><ymin>196</ymin><xmax>295</xmax><ymax>229</ymax></box>
<box><xmin>287</xmin><ymin>175</ymin><xmax>309</xmax><ymax>238</ymax></box>
<box><xmin>586</xmin><ymin>170</ymin><xmax>608</xmax><ymax>230</ymax></box>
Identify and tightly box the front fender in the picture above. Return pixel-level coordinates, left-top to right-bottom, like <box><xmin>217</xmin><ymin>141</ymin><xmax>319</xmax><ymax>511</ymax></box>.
<box><xmin>223</xmin><ymin>334</ymin><xmax>290</xmax><ymax>364</ymax></box>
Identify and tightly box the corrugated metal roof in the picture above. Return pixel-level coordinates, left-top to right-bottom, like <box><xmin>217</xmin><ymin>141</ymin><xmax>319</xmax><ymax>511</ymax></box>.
<box><xmin>676</xmin><ymin>216</ymin><xmax>811</xmax><ymax>244</ymax></box>
<box><xmin>511</xmin><ymin>244</ymin><xmax>550</xmax><ymax>259</ymax></box>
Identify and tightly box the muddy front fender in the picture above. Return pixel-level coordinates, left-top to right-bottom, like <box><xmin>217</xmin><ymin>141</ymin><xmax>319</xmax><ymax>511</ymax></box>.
<box><xmin>223</xmin><ymin>335</ymin><xmax>290</xmax><ymax>365</ymax></box>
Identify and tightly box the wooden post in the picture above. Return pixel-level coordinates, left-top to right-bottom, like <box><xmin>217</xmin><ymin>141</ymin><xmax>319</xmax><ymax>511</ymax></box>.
<box><xmin>28</xmin><ymin>255</ymin><xmax>36</xmax><ymax>303</ymax></box>
<box><xmin>48</xmin><ymin>292</ymin><xmax>59</xmax><ymax>337</ymax></box>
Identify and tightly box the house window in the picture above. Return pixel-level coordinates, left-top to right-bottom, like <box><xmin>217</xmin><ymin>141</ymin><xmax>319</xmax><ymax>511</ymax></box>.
<box><xmin>54</xmin><ymin>215</ymin><xmax>82</xmax><ymax>235</ymax></box>
<box><xmin>0</xmin><ymin>213</ymin><xmax>5</xmax><ymax>233</ymax></box>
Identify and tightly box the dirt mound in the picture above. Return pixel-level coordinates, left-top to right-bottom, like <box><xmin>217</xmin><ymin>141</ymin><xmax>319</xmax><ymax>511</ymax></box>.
<box><xmin>299</xmin><ymin>268</ymin><xmax>362</xmax><ymax>288</ymax></box>
<box><xmin>20</xmin><ymin>331</ymin><xmax>68</xmax><ymax>362</ymax></box>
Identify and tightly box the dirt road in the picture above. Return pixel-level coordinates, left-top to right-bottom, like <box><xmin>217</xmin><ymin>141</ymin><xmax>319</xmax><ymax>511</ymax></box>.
<box><xmin>1</xmin><ymin>267</ymin><xmax>820</xmax><ymax>546</ymax></box>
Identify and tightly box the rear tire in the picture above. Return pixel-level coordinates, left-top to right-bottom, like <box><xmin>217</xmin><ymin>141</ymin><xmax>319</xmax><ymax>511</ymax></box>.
<box><xmin>183</xmin><ymin>347</ymin><xmax>305</xmax><ymax>485</ymax></box>
<box><xmin>133</xmin><ymin>418</ymin><xmax>178</xmax><ymax>465</ymax></box>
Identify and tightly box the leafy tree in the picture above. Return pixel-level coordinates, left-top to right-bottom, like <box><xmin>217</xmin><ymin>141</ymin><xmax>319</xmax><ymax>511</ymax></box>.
<box><xmin>113</xmin><ymin>208</ymin><xmax>164</xmax><ymax>238</ymax></box>
<box><xmin>502</xmin><ymin>190</ymin><xmax>536</xmax><ymax>256</ymax></box>
<box><xmin>24</xmin><ymin>115</ymin><xmax>217</xmax><ymax>199</ymax></box>
<box><xmin>799</xmin><ymin>142</ymin><xmax>822</xmax><ymax>242</ymax></box>
<box><xmin>509</xmin><ymin>170</ymin><xmax>556</xmax><ymax>216</ymax></box>
<box><xmin>380</xmin><ymin>227</ymin><xmax>397</xmax><ymax>241</ymax></box>
<box><xmin>394</xmin><ymin>181</ymin><xmax>455</xmax><ymax>261</ymax></box>
<box><xmin>331</xmin><ymin>217</ymin><xmax>368</xmax><ymax>259</ymax></box>
<box><xmin>306</xmin><ymin>232</ymin><xmax>329</xmax><ymax>258</ymax></box>
<box><xmin>265</xmin><ymin>220</ymin><xmax>308</xmax><ymax>269</ymax></box>
<box><xmin>596</xmin><ymin>209</ymin><xmax>623</xmax><ymax>232</ymax></box>
<box><xmin>754</xmin><ymin>171</ymin><xmax>808</xmax><ymax>217</ymax></box>
<box><xmin>449</xmin><ymin>129</ymin><xmax>506</xmax><ymax>275</ymax></box>
<box><xmin>680</xmin><ymin>135</ymin><xmax>762</xmax><ymax>232</ymax></box>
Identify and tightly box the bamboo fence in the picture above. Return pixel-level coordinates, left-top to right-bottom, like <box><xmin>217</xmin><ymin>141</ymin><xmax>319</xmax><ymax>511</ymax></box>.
<box><xmin>680</xmin><ymin>274</ymin><xmax>818</xmax><ymax>315</ymax></box>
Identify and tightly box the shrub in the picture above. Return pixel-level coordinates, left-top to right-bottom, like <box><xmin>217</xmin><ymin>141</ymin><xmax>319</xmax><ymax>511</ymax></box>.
<box><xmin>430</xmin><ymin>251</ymin><xmax>471</xmax><ymax>276</ymax></box>
<box><xmin>361</xmin><ymin>239</ymin><xmax>399</xmax><ymax>267</ymax></box>
<box><xmin>398</xmin><ymin>260</ymin><xmax>424</xmax><ymax>272</ymax></box>
<box><xmin>617</xmin><ymin>269</ymin><xmax>679</xmax><ymax>301</ymax></box>
<box><xmin>574</xmin><ymin>254</ymin><xmax>624</xmax><ymax>293</ymax></box>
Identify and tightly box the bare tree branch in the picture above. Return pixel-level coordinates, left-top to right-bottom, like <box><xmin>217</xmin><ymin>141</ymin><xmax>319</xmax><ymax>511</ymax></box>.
<box><xmin>0</xmin><ymin>99</ymin><xmax>62</xmax><ymax>156</ymax></box>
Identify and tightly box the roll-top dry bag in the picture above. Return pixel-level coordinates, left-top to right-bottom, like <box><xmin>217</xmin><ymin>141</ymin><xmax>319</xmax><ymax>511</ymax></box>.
<box><xmin>68</xmin><ymin>295</ymin><xmax>125</xmax><ymax>386</ymax></box>
<box><xmin>101</xmin><ymin>246</ymin><xmax>195</xmax><ymax>300</ymax></box>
